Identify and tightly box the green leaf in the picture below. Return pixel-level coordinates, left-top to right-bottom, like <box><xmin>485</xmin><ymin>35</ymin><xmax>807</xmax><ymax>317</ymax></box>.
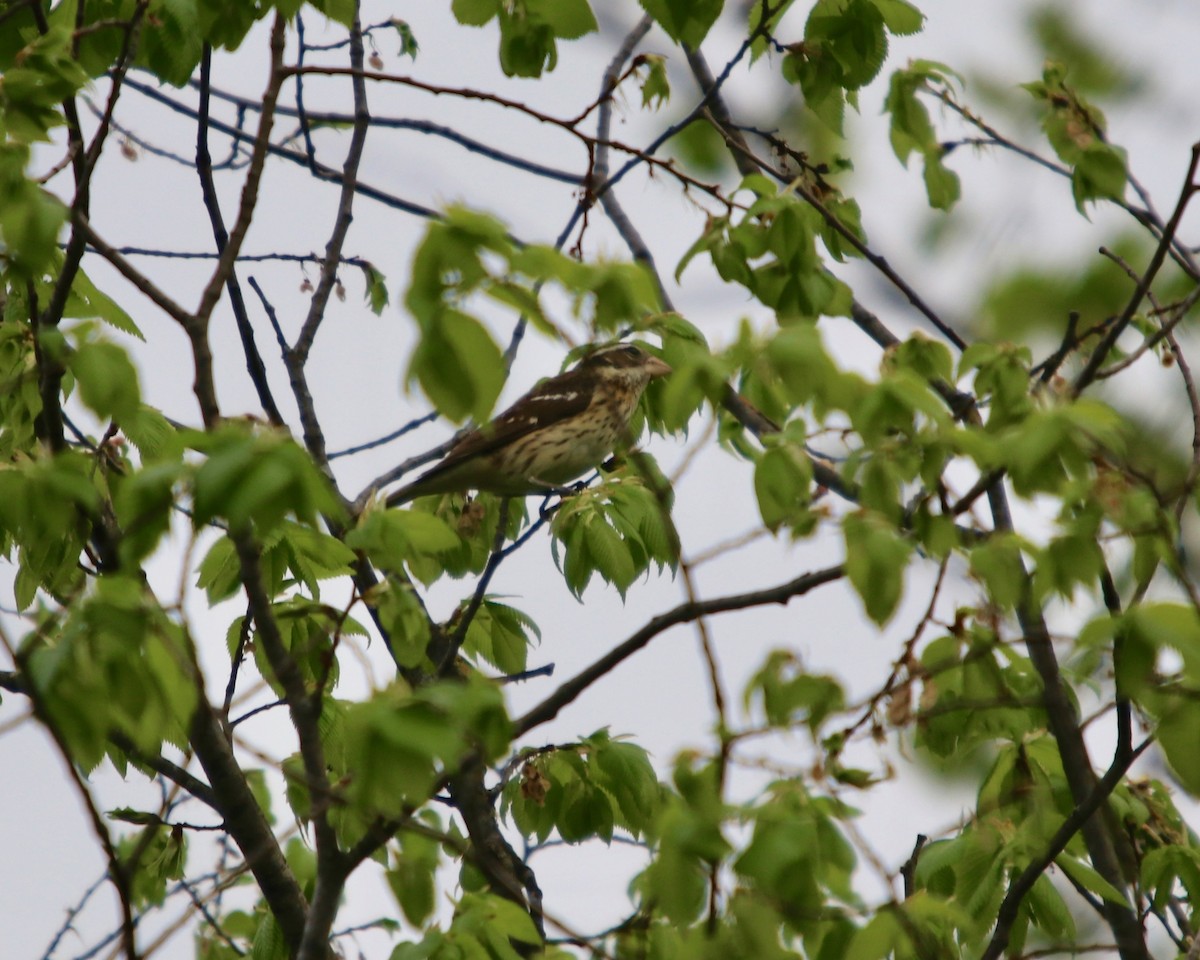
<box><xmin>308</xmin><ymin>0</ymin><xmax>356</xmax><ymax>27</ymax></box>
<box><xmin>745</xmin><ymin>650</ymin><xmax>845</xmax><ymax>732</ymax></box>
<box><xmin>584</xmin><ymin>516</ymin><xmax>638</xmax><ymax>595</ymax></box>
<box><xmin>196</xmin><ymin>535</ymin><xmax>241</xmax><ymax>603</ymax></box>
<box><xmin>883</xmin><ymin>60</ymin><xmax>961</xmax><ymax>202</ymax></box>
<box><xmin>969</xmin><ymin>535</ymin><xmax>1027</xmax><ymax>609</ymax></box>
<box><xmin>0</xmin><ymin>26</ymin><xmax>88</xmax><ymax>141</ymax></box>
<box><xmin>846</xmin><ymin>907</ymin><xmax>906</xmax><ymax>960</ymax></box>
<box><xmin>348</xmin><ymin>508</ymin><xmax>461</xmax><ymax>572</ymax></box>
<box><xmin>532</xmin><ymin>0</ymin><xmax>598</xmax><ymax>39</ymax></box>
<box><xmin>190</xmin><ymin>425</ymin><xmax>343</xmax><ymax>531</ymax></box>
<box><xmin>245</xmin><ymin>769</ymin><xmax>276</xmax><ymax>826</ymax></box>
<box><xmin>485</xmin><ymin>280</ymin><xmax>552</xmax><ymax>334</ymax></box>
<box><xmin>1153</xmin><ymin>697</ymin><xmax>1200</xmax><ymax>795</ymax></box>
<box><xmin>344</xmin><ymin>690</ymin><xmax>459</xmax><ymax>813</ymax></box>
<box><xmin>1054</xmin><ymin>854</ymin><xmax>1129</xmax><ymax>905</ymax></box>
<box><xmin>361</xmin><ymin>262</ymin><xmax>389</xmax><ymax>315</ymax></box>
<box><xmin>138</xmin><ymin>0</ymin><xmax>205</xmax><ymax>86</ymax></box>
<box><xmin>591</xmin><ymin>735</ymin><xmax>661</xmax><ymax>835</ymax></box>
<box><xmin>1072</xmin><ymin>142</ymin><xmax>1128</xmax><ymax>210</ymax></box>
<box><xmin>69</xmin><ymin>340</ymin><xmax>142</xmax><ymax>423</ymax></box>
<box><xmin>749</xmin><ymin>0</ymin><xmax>798</xmax><ymax>61</ymax></box>
<box><xmin>452</xmin><ymin>0</ymin><xmax>500</xmax><ymax>27</ymax></box>
<box><xmin>122</xmin><ymin>405</ymin><xmax>179</xmax><ymax>461</ymax></box>
<box><xmin>65</xmin><ymin>268</ymin><xmax>144</xmax><ymax>339</ymax></box>
<box><xmin>374</xmin><ymin>581</ymin><xmax>433</xmax><ymax>669</ymax></box>
<box><xmin>922</xmin><ymin>147</ymin><xmax>961</xmax><ymax>210</ymax></box>
<box><xmin>0</xmin><ymin>158</ymin><xmax>68</xmax><ymax>274</ymax></box>
<box><xmin>1025</xmin><ymin>872</ymin><xmax>1075</xmax><ymax>941</ymax></box>
<box><xmin>392</xmin><ymin>19</ymin><xmax>420</xmax><ymax>59</ymax></box>
<box><xmin>884</xmin><ymin>335</ymin><xmax>953</xmax><ymax>382</ymax></box>
<box><xmin>114</xmin><ymin>461</ymin><xmax>184</xmax><ymax>566</ymax></box>
<box><xmin>754</xmin><ymin>443</ymin><xmax>814</xmax><ymax>533</ymax></box>
<box><xmin>638</xmin><ymin>0</ymin><xmax>723</xmax><ymax>48</ymax></box>
<box><xmin>637</xmin><ymin>53</ymin><xmax>670</xmax><ymax>110</ymax></box>
<box><xmin>26</xmin><ymin>575</ymin><xmax>197</xmax><ymax>765</ymax></box>
<box><xmin>843</xmin><ymin>510</ymin><xmax>911</xmax><ymax>624</ymax></box>
<box><xmin>121</xmin><ymin>825</ymin><xmax>187</xmax><ymax>907</ymax></box>
<box><xmin>1142</xmin><ymin>846</ymin><xmax>1200</xmax><ymax>913</ymax></box>
<box><xmin>408</xmin><ymin>309</ymin><xmax>504</xmax><ymax>424</ymax></box>
<box><xmin>107</xmin><ymin>807</ymin><xmax>163</xmax><ymax>826</ymax></box>
<box><xmin>278</xmin><ymin>522</ymin><xmax>358</xmax><ymax>599</ymax></box>
<box><xmin>871</xmin><ymin>0</ymin><xmax>924</xmax><ymax>34</ymax></box>
<box><xmin>634</xmin><ymin>804</ymin><xmax>715</xmax><ymax>923</ymax></box>
<box><xmin>807</xmin><ymin>0</ymin><xmax>887</xmax><ymax>90</ymax></box>
<box><xmin>387</xmin><ymin>814</ymin><xmax>441</xmax><ymax>925</ymax></box>
<box><xmin>550</xmin><ymin>472</ymin><xmax>675</xmax><ymax>599</ymax></box>
<box><xmin>196</xmin><ymin>0</ymin><xmax>268</xmax><ymax>50</ymax></box>
<box><xmin>250</xmin><ymin>911</ymin><xmax>287</xmax><ymax>960</ymax></box>
<box><xmin>460</xmin><ymin>599</ymin><xmax>539</xmax><ymax>675</ymax></box>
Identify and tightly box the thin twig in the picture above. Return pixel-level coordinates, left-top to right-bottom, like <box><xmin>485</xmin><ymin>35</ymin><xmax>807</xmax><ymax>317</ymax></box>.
<box><xmin>196</xmin><ymin>46</ymin><xmax>287</xmax><ymax>427</ymax></box>
<box><xmin>1073</xmin><ymin>143</ymin><xmax>1200</xmax><ymax>394</ymax></box>
<box><xmin>439</xmin><ymin>500</ymin><xmax>512</xmax><ymax>674</ymax></box>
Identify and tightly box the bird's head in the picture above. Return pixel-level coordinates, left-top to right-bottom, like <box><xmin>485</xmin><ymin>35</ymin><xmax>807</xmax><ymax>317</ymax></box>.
<box><xmin>576</xmin><ymin>342</ymin><xmax>672</xmax><ymax>387</ymax></box>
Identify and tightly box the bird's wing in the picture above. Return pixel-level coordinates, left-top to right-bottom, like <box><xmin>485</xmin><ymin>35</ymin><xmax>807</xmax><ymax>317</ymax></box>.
<box><xmin>412</xmin><ymin>372</ymin><xmax>594</xmax><ymax>480</ymax></box>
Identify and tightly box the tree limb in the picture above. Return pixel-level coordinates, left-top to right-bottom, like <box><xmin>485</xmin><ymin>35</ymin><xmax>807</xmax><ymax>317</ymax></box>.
<box><xmin>515</xmin><ymin>564</ymin><xmax>844</xmax><ymax>737</ymax></box>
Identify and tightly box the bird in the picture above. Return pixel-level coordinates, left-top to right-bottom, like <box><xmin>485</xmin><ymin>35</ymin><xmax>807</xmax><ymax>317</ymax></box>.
<box><xmin>386</xmin><ymin>342</ymin><xmax>671</xmax><ymax>506</ymax></box>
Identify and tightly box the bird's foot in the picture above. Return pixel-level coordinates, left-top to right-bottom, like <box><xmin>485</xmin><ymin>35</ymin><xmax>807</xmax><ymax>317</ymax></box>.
<box><xmin>532</xmin><ymin>477</ymin><xmax>593</xmax><ymax>519</ymax></box>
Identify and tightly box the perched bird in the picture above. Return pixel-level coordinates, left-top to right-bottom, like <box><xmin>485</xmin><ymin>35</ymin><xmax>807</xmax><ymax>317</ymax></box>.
<box><xmin>386</xmin><ymin>343</ymin><xmax>671</xmax><ymax>506</ymax></box>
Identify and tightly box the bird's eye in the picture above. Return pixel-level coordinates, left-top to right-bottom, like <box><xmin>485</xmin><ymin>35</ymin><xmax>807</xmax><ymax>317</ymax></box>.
<box><xmin>621</xmin><ymin>345</ymin><xmax>641</xmax><ymax>358</ymax></box>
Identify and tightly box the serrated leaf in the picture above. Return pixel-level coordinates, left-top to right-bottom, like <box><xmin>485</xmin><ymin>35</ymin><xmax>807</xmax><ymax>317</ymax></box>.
<box><xmin>66</xmin><ymin>268</ymin><xmax>144</xmax><ymax>339</ymax></box>
<box><xmin>121</xmin><ymin>406</ymin><xmax>178</xmax><ymax>461</ymax></box>
<box><xmin>69</xmin><ymin>340</ymin><xmax>142</xmax><ymax>423</ymax></box>
<box><xmin>1054</xmin><ymin>854</ymin><xmax>1128</xmax><ymax>905</ymax></box>
<box><xmin>871</xmin><ymin>0</ymin><xmax>924</xmax><ymax>34</ymax></box>
<box><xmin>452</xmin><ymin>0</ymin><xmax>500</xmax><ymax>26</ymax></box>
<box><xmin>584</xmin><ymin>517</ymin><xmax>637</xmax><ymax>595</ymax></box>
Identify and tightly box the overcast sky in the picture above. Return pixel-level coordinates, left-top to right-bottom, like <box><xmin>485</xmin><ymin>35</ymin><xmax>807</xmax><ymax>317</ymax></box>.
<box><xmin>3</xmin><ymin>1</ymin><xmax>1198</xmax><ymax>957</ymax></box>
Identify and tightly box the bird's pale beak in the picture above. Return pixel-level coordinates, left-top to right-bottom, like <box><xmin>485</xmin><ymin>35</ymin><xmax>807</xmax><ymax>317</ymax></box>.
<box><xmin>645</xmin><ymin>356</ymin><xmax>672</xmax><ymax>379</ymax></box>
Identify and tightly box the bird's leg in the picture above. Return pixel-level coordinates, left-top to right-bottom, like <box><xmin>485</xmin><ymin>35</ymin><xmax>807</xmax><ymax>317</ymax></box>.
<box><xmin>527</xmin><ymin>476</ymin><xmax>587</xmax><ymax>497</ymax></box>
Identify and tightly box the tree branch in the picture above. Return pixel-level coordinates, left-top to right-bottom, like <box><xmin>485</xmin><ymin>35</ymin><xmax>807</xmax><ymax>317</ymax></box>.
<box><xmin>188</xmin><ymin>13</ymin><xmax>288</xmax><ymax>428</ymax></box>
<box><xmin>988</xmin><ymin>483</ymin><xmax>1147</xmax><ymax>960</ymax></box>
<box><xmin>228</xmin><ymin>528</ymin><xmax>340</xmax><ymax>960</ymax></box>
<box><xmin>187</xmin><ymin>699</ymin><xmax>310</xmax><ymax>955</ymax></box>
<box><xmin>1072</xmin><ymin>142</ymin><xmax>1200</xmax><ymax>395</ymax></box>
<box><xmin>285</xmin><ymin>10</ymin><xmax>373</xmax><ymax>480</ymax></box>
<box><xmin>980</xmin><ymin>737</ymin><xmax>1152</xmax><ymax>960</ymax></box>
<box><xmin>195</xmin><ymin>45</ymin><xmax>287</xmax><ymax>428</ymax></box>
<box><xmin>515</xmin><ymin>564</ymin><xmax>844</xmax><ymax>737</ymax></box>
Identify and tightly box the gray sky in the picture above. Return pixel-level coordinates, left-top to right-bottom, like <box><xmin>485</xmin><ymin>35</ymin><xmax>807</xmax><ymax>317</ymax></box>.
<box><xmin>3</xmin><ymin>1</ymin><xmax>1198</xmax><ymax>956</ymax></box>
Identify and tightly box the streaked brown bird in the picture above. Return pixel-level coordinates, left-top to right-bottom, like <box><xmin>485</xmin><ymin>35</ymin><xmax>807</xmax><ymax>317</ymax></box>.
<box><xmin>386</xmin><ymin>343</ymin><xmax>671</xmax><ymax>506</ymax></box>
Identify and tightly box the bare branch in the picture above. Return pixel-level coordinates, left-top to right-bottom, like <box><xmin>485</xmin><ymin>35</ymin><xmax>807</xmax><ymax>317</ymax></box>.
<box><xmin>980</xmin><ymin>737</ymin><xmax>1153</xmax><ymax>960</ymax></box>
<box><xmin>1073</xmin><ymin>142</ymin><xmax>1200</xmax><ymax>395</ymax></box>
<box><xmin>515</xmin><ymin>565</ymin><xmax>844</xmax><ymax>737</ymax></box>
<box><xmin>195</xmin><ymin>45</ymin><xmax>287</xmax><ymax>428</ymax></box>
